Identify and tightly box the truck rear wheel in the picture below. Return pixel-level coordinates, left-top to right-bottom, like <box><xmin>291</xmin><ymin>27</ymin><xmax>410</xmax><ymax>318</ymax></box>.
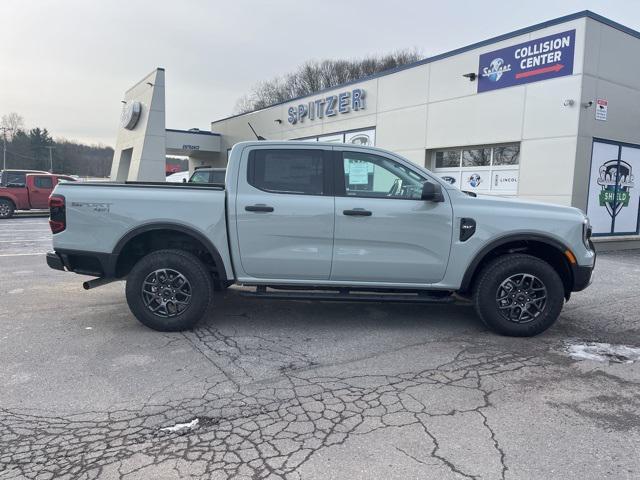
<box><xmin>472</xmin><ymin>253</ymin><xmax>564</xmax><ymax>337</ymax></box>
<box><xmin>125</xmin><ymin>249</ymin><xmax>212</xmax><ymax>331</ymax></box>
<box><xmin>0</xmin><ymin>199</ymin><xmax>15</xmax><ymax>219</ymax></box>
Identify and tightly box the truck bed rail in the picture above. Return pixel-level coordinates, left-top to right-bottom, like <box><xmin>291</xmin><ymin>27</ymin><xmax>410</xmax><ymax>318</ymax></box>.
<box><xmin>61</xmin><ymin>181</ymin><xmax>225</xmax><ymax>190</ymax></box>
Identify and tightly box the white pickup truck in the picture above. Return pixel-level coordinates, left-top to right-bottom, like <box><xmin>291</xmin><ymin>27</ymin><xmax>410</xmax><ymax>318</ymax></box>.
<box><xmin>47</xmin><ymin>141</ymin><xmax>595</xmax><ymax>336</ymax></box>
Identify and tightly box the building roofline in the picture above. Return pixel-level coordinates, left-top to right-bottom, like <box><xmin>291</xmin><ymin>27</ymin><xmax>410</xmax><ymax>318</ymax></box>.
<box><xmin>211</xmin><ymin>10</ymin><xmax>639</xmax><ymax>125</ymax></box>
<box><xmin>166</xmin><ymin>128</ymin><xmax>221</xmax><ymax>137</ymax></box>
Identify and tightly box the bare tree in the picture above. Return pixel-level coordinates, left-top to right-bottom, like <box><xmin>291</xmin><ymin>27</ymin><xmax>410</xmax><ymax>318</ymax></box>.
<box><xmin>235</xmin><ymin>48</ymin><xmax>422</xmax><ymax>113</ymax></box>
<box><xmin>1</xmin><ymin>112</ymin><xmax>25</xmax><ymax>139</ymax></box>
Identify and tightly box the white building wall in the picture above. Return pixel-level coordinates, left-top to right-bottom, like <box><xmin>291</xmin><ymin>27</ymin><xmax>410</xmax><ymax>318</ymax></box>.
<box><xmin>573</xmin><ymin>18</ymin><xmax>640</xmax><ymax>236</ymax></box>
<box><xmin>110</xmin><ymin>68</ymin><xmax>167</xmax><ymax>182</ymax></box>
<box><xmin>210</xmin><ymin>16</ymin><xmax>636</xmax><ymax>209</ymax></box>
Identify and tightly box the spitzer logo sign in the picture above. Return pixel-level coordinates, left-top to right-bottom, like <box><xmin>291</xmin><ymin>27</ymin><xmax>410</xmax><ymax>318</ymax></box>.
<box><xmin>482</xmin><ymin>58</ymin><xmax>512</xmax><ymax>82</ymax></box>
<box><xmin>478</xmin><ymin>30</ymin><xmax>575</xmax><ymax>93</ymax></box>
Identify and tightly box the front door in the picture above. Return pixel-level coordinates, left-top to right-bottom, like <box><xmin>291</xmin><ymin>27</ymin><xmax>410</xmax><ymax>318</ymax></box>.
<box><xmin>235</xmin><ymin>148</ymin><xmax>335</xmax><ymax>280</ymax></box>
<box><xmin>29</xmin><ymin>175</ymin><xmax>55</xmax><ymax>209</ymax></box>
<box><xmin>331</xmin><ymin>150</ymin><xmax>453</xmax><ymax>284</ymax></box>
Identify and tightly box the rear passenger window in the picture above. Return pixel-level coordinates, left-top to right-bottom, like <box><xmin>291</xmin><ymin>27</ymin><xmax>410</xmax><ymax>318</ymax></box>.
<box><xmin>248</xmin><ymin>149</ymin><xmax>324</xmax><ymax>195</ymax></box>
<box><xmin>34</xmin><ymin>176</ymin><xmax>53</xmax><ymax>188</ymax></box>
<box><xmin>5</xmin><ymin>173</ymin><xmax>26</xmax><ymax>186</ymax></box>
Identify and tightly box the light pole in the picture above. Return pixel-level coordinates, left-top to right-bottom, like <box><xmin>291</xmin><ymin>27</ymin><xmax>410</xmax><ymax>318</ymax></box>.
<box><xmin>45</xmin><ymin>146</ymin><xmax>55</xmax><ymax>173</ymax></box>
<box><xmin>1</xmin><ymin>127</ymin><xmax>14</xmax><ymax>171</ymax></box>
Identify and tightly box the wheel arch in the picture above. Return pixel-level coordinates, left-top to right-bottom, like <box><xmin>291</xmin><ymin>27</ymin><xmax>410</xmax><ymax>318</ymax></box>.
<box><xmin>0</xmin><ymin>196</ymin><xmax>17</xmax><ymax>208</ymax></box>
<box><xmin>459</xmin><ymin>233</ymin><xmax>575</xmax><ymax>299</ymax></box>
<box><xmin>112</xmin><ymin>222</ymin><xmax>228</xmax><ymax>282</ymax></box>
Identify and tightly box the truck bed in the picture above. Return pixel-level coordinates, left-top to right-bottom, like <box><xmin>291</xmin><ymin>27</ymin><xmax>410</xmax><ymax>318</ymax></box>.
<box><xmin>51</xmin><ymin>180</ymin><xmax>232</xmax><ymax>277</ymax></box>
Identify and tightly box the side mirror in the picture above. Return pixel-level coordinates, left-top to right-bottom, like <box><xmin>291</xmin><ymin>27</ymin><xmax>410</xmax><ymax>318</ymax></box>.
<box><xmin>421</xmin><ymin>182</ymin><xmax>444</xmax><ymax>202</ymax></box>
<box><xmin>182</xmin><ymin>178</ymin><xmax>187</xmax><ymax>183</ymax></box>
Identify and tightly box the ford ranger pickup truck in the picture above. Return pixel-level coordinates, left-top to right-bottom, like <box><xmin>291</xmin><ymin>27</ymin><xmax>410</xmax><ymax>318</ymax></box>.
<box><xmin>0</xmin><ymin>172</ymin><xmax>75</xmax><ymax>219</ymax></box>
<box><xmin>46</xmin><ymin>141</ymin><xmax>595</xmax><ymax>336</ymax></box>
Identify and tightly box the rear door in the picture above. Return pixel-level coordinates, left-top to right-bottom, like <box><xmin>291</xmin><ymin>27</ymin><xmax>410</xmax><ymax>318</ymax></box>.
<box><xmin>27</xmin><ymin>175</ymin><xmax>55</xmax><ymax>209</ymax></box>
<box><xmin>235</xmin><ymin>147</ymin><xmax>335</xmax><ymax>280</ymax></box>
<box><xmin>331</xmin><ymin>149</ymin><xmax>453</xmax><ymax>284</ymax></box>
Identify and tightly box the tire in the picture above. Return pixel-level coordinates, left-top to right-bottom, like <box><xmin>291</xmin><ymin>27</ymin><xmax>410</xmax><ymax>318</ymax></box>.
<box><xmin>472</xmin><ymin>253</ymin><xmax>564</xmax><ymax>337</ymax></box>
<box><xmin>125</xmin><ymin>249</ymin><xmax>213</xmax><ymax>331</ymax></box>
<box><xmin>0</xmin><ymin>199</ymin><xmax>15</xmax><ymax>219</ymax></box>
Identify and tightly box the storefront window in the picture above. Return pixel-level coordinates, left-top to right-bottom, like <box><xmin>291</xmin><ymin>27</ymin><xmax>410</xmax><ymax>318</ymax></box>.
<box><xmin>462</xmin><ymin>148</ymin><xmax>491</xmax><ymax>167</ymax></box>
<box><xmin>431</xmin><ymin>143</ymin><xmax>520</xmax><ymax>194</ymax></box>
<box><xmin>493</xmin><ymin>145</ymin><xmax>520</xmax><ymax>165</ymax></box>
<box><xmin>435</xmin><ymin>150</ymin><xmax>460</xmax><ymax>168</ymax></box>
<box><xmin>295</xmin><ymin>128</ymin><xmax>376</xmax><ymax>147</ymax></box>
<box><xmin>587</xmin><ymin>139</ymin><xmax>640</xmax><ymax>236</ymax></box>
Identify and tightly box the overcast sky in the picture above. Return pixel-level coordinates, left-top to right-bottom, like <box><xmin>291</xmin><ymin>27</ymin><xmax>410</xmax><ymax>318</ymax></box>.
<box><xmin>2</xmin><ymin>0</ymin><xmax>639</xmax><ymax>146</ymax></box>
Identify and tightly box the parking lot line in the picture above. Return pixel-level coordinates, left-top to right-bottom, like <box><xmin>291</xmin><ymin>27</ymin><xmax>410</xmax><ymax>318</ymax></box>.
<box><xmin>0</xmin><ymin>252</ymin><xmax>47</xmax><ymax>257</ymax></box>
<box><xmin>0</xmin><ymin>222</ymin><xmax>48</xmax><ymax>225</ymax></box>
<box><xmin>0</xmin><ymin>240</ymin><xmax>51</xmax><ymax>243</ymax></box>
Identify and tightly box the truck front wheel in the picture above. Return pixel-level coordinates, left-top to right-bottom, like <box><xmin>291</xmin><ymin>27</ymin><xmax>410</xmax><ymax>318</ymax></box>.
<box><xmin>0</xmin><ymin>199</ymin><xmax>15</xmax><ymax>219</ymax></box>
<box><xmin>125</xmin><ymin>249</ymin><xmax>213</xmax><ymax>331</ymax></box>
<box><xmin>472</xmin><ymin>254</ymin><xmax>564</xmax><ymax>337</ymax></box>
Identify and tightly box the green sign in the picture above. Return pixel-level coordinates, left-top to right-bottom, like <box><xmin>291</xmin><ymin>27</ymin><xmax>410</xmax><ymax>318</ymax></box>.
<box><xmin>599</xmin><ymin>189</ymin><xmax>630</xmax><ymax>207</ymax></box>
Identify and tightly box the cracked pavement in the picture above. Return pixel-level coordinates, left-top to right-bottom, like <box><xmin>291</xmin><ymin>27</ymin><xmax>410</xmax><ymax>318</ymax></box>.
<box><xmin>1</xmin><ymin>217</ymin><xmax>639</xmax><ymax>479</ymax></box>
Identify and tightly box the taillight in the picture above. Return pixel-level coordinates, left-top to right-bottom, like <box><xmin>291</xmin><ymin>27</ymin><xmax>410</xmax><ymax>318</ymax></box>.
<box><xmin>49</xmin><ymin>194</ymin><xmax>66</xmax><ymax>234</ymax></box>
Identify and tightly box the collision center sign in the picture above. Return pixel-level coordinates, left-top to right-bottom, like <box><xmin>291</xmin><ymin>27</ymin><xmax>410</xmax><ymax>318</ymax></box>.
<box><xmin>477</xmin><ymin>30</ymin><xmax>575</xmax><ymax>93</ymax></box>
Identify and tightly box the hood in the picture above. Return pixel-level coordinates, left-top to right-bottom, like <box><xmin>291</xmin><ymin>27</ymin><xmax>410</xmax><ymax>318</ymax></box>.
<box><xmin>453</xmin><ymin>189</ymin><xmax>586</xmax><ymax>220</ymax></box>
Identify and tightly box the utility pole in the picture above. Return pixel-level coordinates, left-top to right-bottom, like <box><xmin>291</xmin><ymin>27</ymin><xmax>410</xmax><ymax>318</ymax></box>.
<box><xmin>45</xmin><ymin>146</ymin><xmax>55</xmax><ymax>173</ymax></box>
<box><xmin>1</xmin><ymin>127</ymin><xmax>14</xmax><ymax>171</ymax></box>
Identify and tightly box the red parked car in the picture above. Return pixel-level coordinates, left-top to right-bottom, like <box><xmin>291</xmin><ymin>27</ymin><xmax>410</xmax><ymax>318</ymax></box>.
<box><xmin>0</xmin><ymin>172</ymin><xmax>76</xmax><ymax>219</ymax></box>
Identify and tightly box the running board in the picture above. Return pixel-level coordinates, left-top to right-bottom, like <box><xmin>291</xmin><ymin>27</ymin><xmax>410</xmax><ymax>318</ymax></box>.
<box><xmin>240</xmin><ymin>287</ymin><xmax>455</xmax><ymax>304</ymax></box>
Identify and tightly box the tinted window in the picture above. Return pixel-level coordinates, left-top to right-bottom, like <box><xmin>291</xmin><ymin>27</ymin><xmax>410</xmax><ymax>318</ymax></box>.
<box><xmin>462</xmin><ymin>148</ymin><xmax>491</xmax><ymax>167</ymax></box>
<box><xmin>4</xmin><ymin>172</ymin><xmax>26</xmax><ymax>186</ymax></box>
<box><xmin>249</xmin><ymin>149</ymin><xmax>324</xmax><ymax>195</ymax></box>
<box><xmin>493</xmin><ymin>144</ymin><xmax>520</xmax><ymax>165</ymax></box>
<box><xmin>435</xmin><ymin>150</ymin><xmax>460</xmax><ymax>168</ymax></box>
<box><xmin>34</xmin><ymin>176</ymin><xmax>53</xmax><ymax>188</ymax></box>
<box><xmin>342</xmin><ymin>152</ymin><xmax>426</xmax><ymax>199</ymax></box>
<box><xmin>210</xmin><ymin>170</ymin><xmax>226</xmax><ymax>184</ymax></box>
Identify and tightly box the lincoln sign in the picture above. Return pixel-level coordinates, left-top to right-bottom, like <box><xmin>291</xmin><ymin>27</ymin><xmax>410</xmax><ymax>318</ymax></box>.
<box><xmin>288</xmin><ymin>88</ymin><xmax>366</xmax><ymax>124</ymax></box>
<box><xmin>477</xmin><ymin>30</ymin><xmax>575</xmax><ymax>93</ymax></box>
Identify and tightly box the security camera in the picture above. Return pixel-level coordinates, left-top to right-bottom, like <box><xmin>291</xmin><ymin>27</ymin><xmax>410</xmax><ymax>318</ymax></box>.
<box><xmin>563</xmin><ymin>99</ymin><xmax>575</xmax><ymax>107</ymax></box>
<box><xmin>582</xmin><ymin>100</ymin><xmax>594</xmax><ymax>108</ymax></box>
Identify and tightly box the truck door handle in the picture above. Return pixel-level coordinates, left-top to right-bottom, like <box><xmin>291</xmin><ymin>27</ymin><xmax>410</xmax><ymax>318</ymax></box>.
<box><xmin>245</xmin><ymin>204</ymin><xmax>274</xmax><ymax>213</ymax></box>
<box><xmin>343</xmin><ymin>209</ymin><xmax>372</xmax><ymax>216</ymax></box>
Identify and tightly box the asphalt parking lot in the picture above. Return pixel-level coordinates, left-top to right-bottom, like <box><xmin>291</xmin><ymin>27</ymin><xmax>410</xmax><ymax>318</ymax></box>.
<box><xmin>1</xmin><ymin>216</ymin><xmax>639</xmax><ymax>480</ymax></box>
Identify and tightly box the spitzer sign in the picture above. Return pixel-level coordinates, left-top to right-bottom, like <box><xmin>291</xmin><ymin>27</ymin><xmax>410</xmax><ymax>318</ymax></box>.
<box><xmin>477</xmin><ymin>30</ymin><xmax>575</xmax><ymax>93</ymax></box>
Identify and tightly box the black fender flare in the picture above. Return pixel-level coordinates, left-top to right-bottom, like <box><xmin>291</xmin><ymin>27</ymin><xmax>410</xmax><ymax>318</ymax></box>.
<box><xmin>459</xmin><ymin>233</ymin><xmax>573</xmax><ymax>292</ymax></box>
<box><xmin>112</xmin><ymin>222</ymin><xmax>228</xmax><ymax>280</ymax></box>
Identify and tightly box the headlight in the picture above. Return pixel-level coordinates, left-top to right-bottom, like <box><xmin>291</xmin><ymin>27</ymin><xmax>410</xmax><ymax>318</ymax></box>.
<box><xmin>582</xmin><ymin>217</ymin><xmax>592</xmax><ymax>250</ymax></box>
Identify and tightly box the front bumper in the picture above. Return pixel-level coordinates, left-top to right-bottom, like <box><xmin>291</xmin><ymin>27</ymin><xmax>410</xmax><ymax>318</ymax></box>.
<box><xmin>573</xmin><ymin>264</ymin><xmax>594</xmax><ymax>291</ymax></box>
<box><xmin>572</xmin><ymin>241</ymin><xmax>596</xmax><ymax>292</ymax></box>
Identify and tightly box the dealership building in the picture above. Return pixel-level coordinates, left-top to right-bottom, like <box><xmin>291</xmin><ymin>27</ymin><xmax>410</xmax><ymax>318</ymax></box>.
<box><xmin>112</xmin><ymin>11</ymin><xmax>640</xmax><ymax>244</ymax></box>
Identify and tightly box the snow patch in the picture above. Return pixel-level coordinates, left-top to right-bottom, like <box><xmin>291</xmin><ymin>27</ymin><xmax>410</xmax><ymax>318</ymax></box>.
<box><xmin>160</xmin><ymin>418</ymin><xmax>199</xmax><ymax>433</ymax></box>
<box><xmin>566</xmin><ymin>342</ymin><xmax>640</xmax><ymax>364</ymax></box>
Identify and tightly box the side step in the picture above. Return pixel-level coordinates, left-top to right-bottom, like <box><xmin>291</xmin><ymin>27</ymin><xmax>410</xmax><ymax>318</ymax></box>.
<box><xmin>240</xmin><ymin>286</ymin><xmax>455</xmax><ymax>304</ymax></box>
